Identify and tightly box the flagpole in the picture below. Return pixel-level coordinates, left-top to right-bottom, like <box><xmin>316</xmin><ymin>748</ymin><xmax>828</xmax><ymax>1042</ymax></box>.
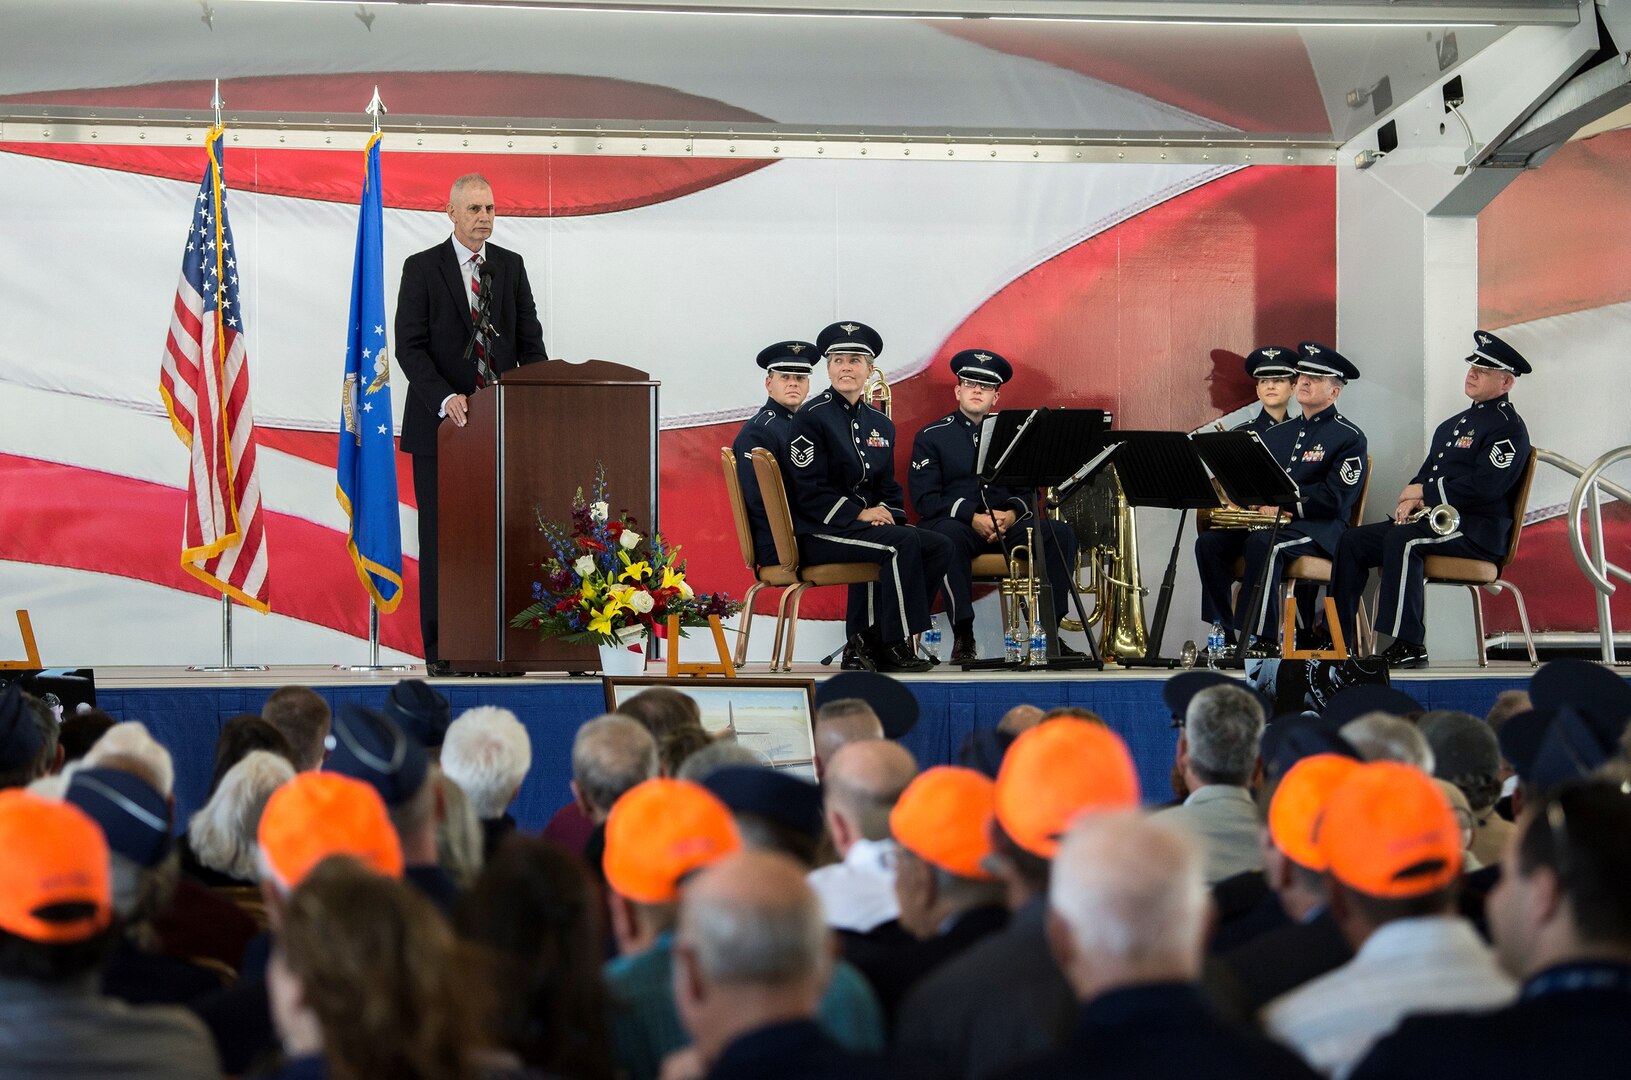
<box><xmin>186</xmin><ymin>81</ymin><xmax>268</xmax><ymax>674</ymax></box>
<box><xmin>337</xmin><ymin>87</ymin><xmax>409</xmax><ymax>674</ymax></box>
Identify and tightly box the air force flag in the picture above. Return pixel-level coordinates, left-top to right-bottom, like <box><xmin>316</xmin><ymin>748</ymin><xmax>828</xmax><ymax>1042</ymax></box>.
<box><xmin>336</xmin><ymin>132</ymin><xmax>404</xmax><ymax>612</ymax></box>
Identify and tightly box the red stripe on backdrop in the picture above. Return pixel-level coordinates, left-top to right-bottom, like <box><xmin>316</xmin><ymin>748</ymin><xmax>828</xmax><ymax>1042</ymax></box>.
<box><xmin>1</xmin><ymin>73</ymin><xmax>775</xmax><ymax>217</ymax></box>
<box><xmin>1479</xmin><ymin>131</ymin><xmax>1631</xmax><ymax>328</ymax></box>
<box><xmin>1487</xmin><ymin>506</ymin><xmax>1631</xmax><ymax>633</ymax></box>
<box><xmin>0</xmin><ymin>455</ymin><xmax>422</xmax><ymax>655</ymax></box>
<box><xmin>663</xmin><ymin>166</ymin><xmax>1337</xmax><ymax>622</ymax></box>
<box><xmin>255</xmin><ymin>429</ymin><xmax>418</xmax><ymax>511</ymax></box>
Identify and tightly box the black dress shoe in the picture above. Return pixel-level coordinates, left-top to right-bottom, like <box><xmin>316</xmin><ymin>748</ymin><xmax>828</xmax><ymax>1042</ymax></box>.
<box><xmin>840</xmin><ymin>643</ymin><xmax>875</xmax><ymax>671</ymax></box>
<box><xmin>875</xmin><ymin>642</ymin><xmax>932</xmax><ymax>673</ymax></box>
<box><xmin>426</xmin><ymin>659</ymin><xmax>453</xmax><ymax>677</ymax></box>
<box><xmin>950</xmin><ymin>630</ymin><xmax>978</xmax><ymax>664</ymax></box>
<box><xmin>1380</xmin><ymin>639</ymin><xmax>1430</xmax><ymax>669</ymax></box>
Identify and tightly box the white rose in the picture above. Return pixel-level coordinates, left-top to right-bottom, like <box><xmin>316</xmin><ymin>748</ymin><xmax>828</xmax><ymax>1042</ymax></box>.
<box><xmin>573</xmin><ymin>555</ymin><xmax>596</xmax><ymax>578</ymax></box>
<box><xmin>628</xmin><ymin>590</ymin><xmax>655</xmax><ymax>614</ymax></box>
<box><xmin>619</xmin><ymin>530</ymin><xmax>642</xmax><ymax>550</ymax></box>
<box><xmin>589</xmin><ymin>501</ymin><xmax>610</xmax><ymax>523</ymax></box>
<box><xmin>678</xmin><ymin>579</ymin><xmax>694</xmax><ymax>600</ymax></box>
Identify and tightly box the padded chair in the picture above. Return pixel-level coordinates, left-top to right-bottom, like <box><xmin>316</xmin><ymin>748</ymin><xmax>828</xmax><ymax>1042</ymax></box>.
<box><xmin>720</xmin><ymin>447</ymin><xmax>801</xmax><ymax>668</ymax></box>
<box><xmin>1416</xmin><ymin>448</ymin><xmax>1540</xmax><ymax>667</ymax></box>
<box><xmin>750</xmin><ymin>448</ymin><xmax>880</xmax><ymax>672</ymax></box>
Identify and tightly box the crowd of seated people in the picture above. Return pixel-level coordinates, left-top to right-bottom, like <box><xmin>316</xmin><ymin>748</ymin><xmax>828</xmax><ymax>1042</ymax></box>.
<box><xmin>0</xmin><ymin>660</ymin><xmax>1628</xmax><ymax>1080</ymax></box>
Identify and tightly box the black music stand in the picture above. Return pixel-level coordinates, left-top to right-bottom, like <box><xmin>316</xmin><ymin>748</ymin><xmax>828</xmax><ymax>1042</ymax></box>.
<box><xmin>970</xmin><ymin>408</ymin><xmax>1113</xmax><ymax>671</ymax></box>
<box><xmin>1072</xmin><ymin>432</ymin><xmax>1220</xmax><ymax>669</ymax></box>
<box><xmin>1191</xmin><ymin>431</ymin><xmax>1301</xmax><ymax>668</ymax></box>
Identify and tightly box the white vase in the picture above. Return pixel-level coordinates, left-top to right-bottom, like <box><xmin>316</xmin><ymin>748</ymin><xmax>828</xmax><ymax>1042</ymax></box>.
<box><xmin>597</xmin><ymin>627</ymin><xmax>647</xmax><ymax>676</ymax></box>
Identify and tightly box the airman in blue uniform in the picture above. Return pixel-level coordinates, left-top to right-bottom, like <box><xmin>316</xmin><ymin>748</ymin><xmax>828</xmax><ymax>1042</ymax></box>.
<box><xmin>733</xmin><ymin>340</ymin><xmax>815</xmax><ymax>567</ymax></box>
<box><xmin>909</xmin><ymin>349</ymin><xmax>1079</xmax><ymax>662</ymax></box>
<box><xmin>1330</xmin><ymin>331</ymin><xmax>1533</xmax><ymax>668</ymax></box>
<box><xmin>1196</xmin><ymin>343</ymin><xmax>1368</xmax><ymax>655</ymax></box>
<box><xmin>787</xmin><ymin>322</ymin><xmax>954</xmax><ymax>673</ymax></box>
<box><xmin>1236</xmin><ymin>346</ymin><xmax>1298</xmax><ymax>435</ymax></box>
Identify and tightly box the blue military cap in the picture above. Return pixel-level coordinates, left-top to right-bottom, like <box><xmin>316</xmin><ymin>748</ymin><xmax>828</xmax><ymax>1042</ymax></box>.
<box><xmin>1163</xmin><ymin>671</ymin><xmax>1273</xmax><ymax>729</ymax></box>
<box><xmin>65</xmin><ymin>767</ymin><xmax>173</xmax><ymax>868</ymax></box>
<box><xmin>1498</xmin><ymin>704</ymin><xmax>1624</xmax><ymax>793</ymax></box>
<box><xmin>325</xmin><ymin>703</ymin><xmax>429</xmax><ymax>808</ymax></box>
<box><xmin>1529</xmin><ymin>657</ymin><xmax>1631</xmax><ymax>732</ymax></box>
<box><xmin>1320</xmin><ymin>683</ymin><xmax>1423</xmax><ymax>727</ymax></box>
<box><xmin>756</xmin><ymin>340</ymin><xmax>817</xmax><ymax>376</ymax></box>
<box><xmin>958</xmin><ymin>727</ymin><xmax>1016</xmax><ymax>780</ymax></box>
<box><xmin>0</xmin><ymin>681</ymin><xmax>44</xmax><ymax>773</ymax></box>
<box><xmin>703</xmin><ymin>766</ymin><xmax>825</xmax><ymax>841</ymax></box>
<box><xmin>1245</xmin><ymin>346</ymin><xmax>1297</xmax><ymax>380</ymax></box>
<box><xmin>1261</xmin><ymin>714</ymin><xmax>1361</xmax><ymax>779</ymax></box>
<box><xmin>1466</xmin><ymin>330</ymin><xmax>1531</xmax><ymax>376</ymax></box>
<box><xmin>382</xmin><ymin>678</ymin><xmax>451</xmax><ymax>750</ymax></box>
<box><xmin>1295</xmin><ymin>342</ymin><xmax>1361</xmax><ymax>383</ymax></box>
<box><xmin>816</xmin><ymin>321</ymin><xmax>883</xmax><ymax>359</ymax></box>
<box><xmin>949</xmin><ymin>349</ymin><xmax>1013</xmax><ymax>387</ymax></box>
<box><xmin>816</xmin><ymin>670</ymin><xmax>920</xmax><ymax>739</ymax></box>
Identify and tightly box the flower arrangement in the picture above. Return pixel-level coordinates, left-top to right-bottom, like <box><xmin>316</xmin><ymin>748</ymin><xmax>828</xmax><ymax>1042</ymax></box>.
<box><xmin>509</xmin><ymin>464</ymin><xmax>741</xmax><ymax>647</ymax></box>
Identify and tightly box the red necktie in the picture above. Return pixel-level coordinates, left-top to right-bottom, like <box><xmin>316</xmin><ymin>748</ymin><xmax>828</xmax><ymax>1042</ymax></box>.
<box><xmin>470</xmin><ymin>253</ymin><xmax>496</xmax><ymax>388</ymax></box>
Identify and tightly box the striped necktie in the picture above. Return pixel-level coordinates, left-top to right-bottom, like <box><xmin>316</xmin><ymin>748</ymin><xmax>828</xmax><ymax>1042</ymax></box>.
<box><xmin>469</xmin><ymin>252</ymin><xmax>496</xmax><ymax>388</ymax></box>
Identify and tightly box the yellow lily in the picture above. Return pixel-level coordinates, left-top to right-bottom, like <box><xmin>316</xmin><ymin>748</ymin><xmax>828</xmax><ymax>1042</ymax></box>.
<box><xmin>660</xmin><ymin>565</ymin><xmax>686</xmax><ymax>591</ymax></box>
<box><xmin>620</xmin><ymin>558</ymin><xmax>651</xmax><ymax>583</ymax></box>
<box><xmin>587</xmin><ymin>594</ymin><xmax>629</xmax><ymax>636</ymax></box>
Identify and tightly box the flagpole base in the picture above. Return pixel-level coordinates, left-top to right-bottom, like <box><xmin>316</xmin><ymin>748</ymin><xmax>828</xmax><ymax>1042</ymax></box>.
<box><xmin>187</xmin><ymin>664</ymin><xmax>271</xmax><ymax>672</ymax></box>
<box><xmin>332</xmin><ymin>663</ymin><xmax>413</xmax><ymax>672</ymax></box>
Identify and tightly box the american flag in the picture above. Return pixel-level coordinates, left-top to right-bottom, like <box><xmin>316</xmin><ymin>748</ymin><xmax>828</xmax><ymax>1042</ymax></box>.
<box><xmin>158</xmin><ymin>125</ymin><xmax>270</xmax><ymax>613</ymax></box>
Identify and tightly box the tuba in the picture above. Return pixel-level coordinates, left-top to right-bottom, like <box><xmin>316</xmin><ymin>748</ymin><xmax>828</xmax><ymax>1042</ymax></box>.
<box><xmin>1055</xmin><ymin>469</ymin><xmax>1148</xmax><ymax>661</ymax></box>
<box><xmin>862</xmin><ymin>366</ymin><xmax>891</xmax><ymax>418</ymax></box>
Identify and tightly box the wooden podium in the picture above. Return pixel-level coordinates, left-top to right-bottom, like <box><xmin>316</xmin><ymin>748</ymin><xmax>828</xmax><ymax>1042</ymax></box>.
<box><xmin>438</xmin><ymin>359</ymin><xmax>658</xmax><ymax>673</ymax></box>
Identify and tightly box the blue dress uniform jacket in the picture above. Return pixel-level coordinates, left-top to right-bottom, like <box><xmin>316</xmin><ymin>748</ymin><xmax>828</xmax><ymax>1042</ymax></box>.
<box><xmin>1234</xmin><ymin>409</ymin><xmax>1287</xmax><ymax>435</ymax></box>
<box><xmin>1195</xmin><ymin>405</ymin><xmax>1367</xmax><ymax>638</ymax></box>
<box><xmin>1330</xmin><ymin>394</ymin><xmax>1530</xmax><ymax>646</ymax></box>
<box><xmin>1348</xmin><ymin>962</ymin><xmax>1631</xmax><ymax>1080</ymax></box>
<box><xmin>732</xmin><ymin>397</ymin><xmax>796</xmax><ymax>566</ymax></box>
<box><xmin>787</xmin><ymin>390</ymin><xmax>954</xmax><ymax>644</ymax></box>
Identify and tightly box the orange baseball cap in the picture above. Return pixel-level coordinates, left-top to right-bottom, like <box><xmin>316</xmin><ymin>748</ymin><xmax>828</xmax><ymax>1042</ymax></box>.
<box><xmin>258</xmin><ymin>772</ymin><xmax>404</xmax><ymax>887</ymax></box>
<box><xmin>604</xmin><ymin>778</ymin><xmax>742</xmax><ymax>904</ymax></box>
<box><xmin>891</xmin><ymin>766</ymin><xmax>997</xmax><ymax>880</ymax></box>
<box><xmin>0</xmin><ymin>789</ymin><xmax>112</xmax><ymax>944</ymax></box>
<box><xmin>1317</xmin><ymin>761</ymin><xmax>1464</xmax><ymax>898</ymax></box>
<box><xmin>1269</xmin><ymin>754</ymin><xmax>1362</xmax><ymax>871</ymax></box>
<box><xmin>995</xmin><ymin>719</ymin><xmax>1141</xmax><ymax>858</ymax></box>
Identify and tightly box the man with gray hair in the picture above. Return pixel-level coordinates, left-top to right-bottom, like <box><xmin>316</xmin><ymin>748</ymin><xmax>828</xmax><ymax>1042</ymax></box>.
<box><xmin>395</xmin><ymin>172</ymin><xmax>548</xmax><ymax>675</ymax></box>
<box><xmin>809</xmin><ymin>740</ymin><xmax>917</xmax><ymax>933</ymax></box>
<box><xmin>442</xmin><ymin>705</ymin><xmax>534</xmax><ymax>859</ymax></box>
<box><xmin>672</xmin><ymin>851</ymin><xmax>889</xmax><ymax>1080</ymax></box>
<box><xmin>1013</xmin><ymin>812</ymin><xmax>1317</xmax><ymax>1079</ymax></box>
<box><xmin>571</xmin><ymin>713</ymin><xmax>659</xmax><ymax>821</ymax></box>
<box><xmin>1154</xmin><ymin>684</ymin><xmax>1267</xmax><ymax>883</ymax></box>
<box><xmin>812</xmin><ymin>698</ymin><xmax>883</xmax><ymax>780</ymax></box>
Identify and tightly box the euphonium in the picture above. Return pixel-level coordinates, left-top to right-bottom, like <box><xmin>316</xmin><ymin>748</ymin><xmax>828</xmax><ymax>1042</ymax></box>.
<box><xmin>1099</xmin><ymin>484</ymin><xmax>1149</xmax><ymax>661</ymax></box>
<box><xmin>862</xmin><ymin>366</ymin><xmax>892</xmax><ymax>418</ymax></box>
<box><xmin>1406</xmin><ymin>503</ymin><xmax>1460</xmax><ymax>536</ymax></box>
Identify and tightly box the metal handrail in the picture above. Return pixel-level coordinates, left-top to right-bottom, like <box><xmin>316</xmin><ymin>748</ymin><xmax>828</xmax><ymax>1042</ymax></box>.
<box><xmin>1538</xmin><ymin>446</ymin><xmax>1631</xmax><ymax>663</ymax></box>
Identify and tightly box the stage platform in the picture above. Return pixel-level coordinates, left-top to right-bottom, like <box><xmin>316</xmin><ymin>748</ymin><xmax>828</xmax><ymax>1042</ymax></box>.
<box><xmin>88</xmin><ymin>661</ymin><xmax>1541</xmax><ymax>832</ymax></box>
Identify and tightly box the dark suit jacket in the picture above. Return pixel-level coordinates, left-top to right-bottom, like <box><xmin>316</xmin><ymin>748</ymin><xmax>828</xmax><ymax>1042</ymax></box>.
<box><xmin>1203</xmin><ymin>908</ymin><xmax>1352</xmax><ymax>1025</ymax></box>
<box><xmin>394</xmin><ymin>238</ymin><xmax>547</xmax><ymax>456</ymax></box>
<box><xmin>706</xmin><ymin>1019</ymin><xmax>890</xmax><ymax>1080</ymax></box>
<box><xmin>846</xmin><ymin>906</ymin><xmax>1008</xmax><ymax>1023</ymax></box>
<box><xmin>1001</xmin><ymin>983</ymin><xmax>1319</xmax><ymax>1080</ymax></box>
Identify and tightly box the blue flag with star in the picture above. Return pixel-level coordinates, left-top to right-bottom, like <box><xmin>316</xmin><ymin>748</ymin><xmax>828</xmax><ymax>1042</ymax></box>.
<box><xmin>336</xmin><ymin>132</ymin><xmax>404</xmax><ymax>612</ymax></box>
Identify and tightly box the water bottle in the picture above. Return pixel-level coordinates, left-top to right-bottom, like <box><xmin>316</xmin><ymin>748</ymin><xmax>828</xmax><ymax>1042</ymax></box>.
<box><xmin>924</xmin><ymin>616</ymin><xmax>942</xmax><ymax>662</ymax></box>
<box><xmin>1206</xmin><ymin>622</ymin><xmax>1226</xmax><ymax>669</ymax></box>
<box><xmin>1004</xmin><ymin>624</ymin><xmax>1022</xmax><ymax>665</ymax></box>
<box><xmin>1028</xmin><ymin>616</ymin><xmax>1047</xmax><ymax>668</ymax></box>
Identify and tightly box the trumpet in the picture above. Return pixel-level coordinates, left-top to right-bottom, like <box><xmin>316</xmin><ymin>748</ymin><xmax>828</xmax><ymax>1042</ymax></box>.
<box><xmin>1405</xmin><ymin>503</ymin><xmax>1460</xmax><ymax>536</ymax></box>
<box><xmin>1001</xmin><ymin>527</ymin><xmax>1043</xmax><ymax>665</ymax></box>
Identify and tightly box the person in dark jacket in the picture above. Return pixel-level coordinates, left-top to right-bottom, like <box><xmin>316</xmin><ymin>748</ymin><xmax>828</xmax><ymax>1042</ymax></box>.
<box><xmin>733</xmin><ymin>340</ymin><xmax>816</xmax><ymax>567</ymax></box>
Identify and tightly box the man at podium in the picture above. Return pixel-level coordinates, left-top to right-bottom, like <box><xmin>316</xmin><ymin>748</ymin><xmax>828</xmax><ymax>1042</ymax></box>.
<box><xmin>395</xmin><ymin>174</ymin><xmax>548</xmax><ymax>676</ymax></box>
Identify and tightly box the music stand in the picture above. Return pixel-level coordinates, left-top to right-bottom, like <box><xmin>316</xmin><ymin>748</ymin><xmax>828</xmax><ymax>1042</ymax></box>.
<box><xmin>1085</xmin><ymin>432</ymin><xmax>1221</xmax><ymax>669</ymax></box>
<box><xmin>972</xmin><ymin>408</ymin><xmax>1113</xmax><ymax>671</ymax></box>
<box><xmin>1191</xmin><ymin>431</ymin><xmax>1301</xmax><ymax>668</ymax></box>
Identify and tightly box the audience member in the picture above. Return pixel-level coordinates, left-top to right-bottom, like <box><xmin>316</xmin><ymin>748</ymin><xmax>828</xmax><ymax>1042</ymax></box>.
<box><xmin>895</xmin><ymin>718</ymin><xmax>1140</xmax><ymax>1080</ymax></box>
<box><xmin>672</xmin><ymin>851</ymin><xmax>891</xmax><ymax>1080</ymax></box>
<box><xmin>660</xmin><ymin>725</ymin><xmax>716</xmax><ymax>778</ymax></box>
<box><xmin>0</xmin><ymin>789</ymin><xmax>220</xmax><ymax>1078</ymax></box>
<box><xmin>186</xmin><ymin>750</ymin><xmax>296</xmax><ymax>892</ymax></box>
<box><xmin>437</xmin><ymin>772</ymin><xmax>487</xmax><ymax>889</ymax></box>
<box><xmin>1155</xmin><ymin>684</ymin><xmax>1266</xmax><ymax>883</ymax></box>
<box><xmin>544</xmin><ymin>713</ymin><xmax>658</xmax><ymax>859</ymax></box>
<box><xmin>265</xmin><ymin>856</ymin><xmax>498</xmax><ymax>1080</ymax></box>
<box><xmin>325</xmin><ymin>704</ymin><xmax>455</xmax><ymax>910</ymax></box>
<box><xmin>704</xmin><ymin>766</ymin><xmax>829</xmax><ymax>871</ymax></box>
<box><xmin>1009</xmin><ymin>811</ymin><xmax>1317</xmax><ymax>1080</ymax></box>
<box><xmin>812</xmin><ymin>698</ymin><xmax>883</xmax><ymax>779</ymax></box>
<box><xmin>995</xmin><ymin>704</ymin><xmax>1043</xmax><ymax>736</ymax></box>
<box><xmin>456</xmin><ymin>835</ymin><xmax>614</xmax><ymax>1080</ymax></box>
<box><xmin>1206</xmin><ymin>754</ymin><xmax>1360</xmax><ymax>1021</ymax></box>
<box><xmin>1419</xmin><ymin>710</ymin><xmax>1510</xmax><ymax>868</ymax></box>
<box><xmin>619</xmin><ymin>687</ymin><xmax>706</xmax><ymax>745</ymax></box>
<box><xmin>1350</xmin><ymin>778</ymin><xmax>1631</xmax><ymax>1080</ymax></box>
<box><xmin>810</xmin><ymin>739</ymin><xmax>918</xmax><ymax>933</ymax></box>
<box><xmin>260</xmin><ymin>686</ymin><xmax>331</xmax><ymax>772</ymax></box>
<box><xmin>383</xmin><ymin>677</ymin><xmax>453</xmax><ymax>753</ymax></box>
<box><xmin>82</xmin><ymin>721</ymin><xmax>175</xmax><ymax>799</ymax></box>
<box><xmin>57</xmin><ymin>707</ymin><xmax>115</xmax><ymax>764</ymax></box>
<box><xmin>1262</xmin><ymin>762</ymin><xmax>1514</xmax><ymax>1077</ymax></box>
<box><xmin>442</xmin><ymin>706</ymin><xmax>532</xmax><ymax>860</ymax></box>
<box><xmin>677</xmin><ymin>740</ymin><xmax>767</xmax><ymax>782</ymax></box>
<box><xmin>207</xmin><ymin>715</ymin><xmax>296</xmax><ymax>796</ymax></box>
<box><xmin>0</xmin><ymin>684</ymin><xmax>50</xmax><ymax>790</ymax></box>
<box><xmin>815</xmin><ymin>672</ymin><xmax>921</xmax><ymax>741</ymax></box>
<box><xmin>1339</xmin><ymin>712</ymin><xmax>1434</xmax><ymax>770</ymax></box>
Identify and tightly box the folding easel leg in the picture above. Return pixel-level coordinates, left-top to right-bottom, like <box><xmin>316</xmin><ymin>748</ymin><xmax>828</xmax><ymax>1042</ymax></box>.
<box><xmin>1468</xmin><ymin>585</ymin><xmax>1489</xmax><ymax>668</ymax></box>
<box><xmin>735</xmin><ymin>582</ymin><xmax>766</xmax><ymax>667</ymax></box>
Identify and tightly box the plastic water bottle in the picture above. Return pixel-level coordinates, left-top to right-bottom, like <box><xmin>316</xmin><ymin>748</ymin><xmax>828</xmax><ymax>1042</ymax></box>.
<box><xmin>924</xmin><ymin>616</ymin><xmax>942</xmax><ymax>662</ymax></box>
<box><xmin>1004</xmin><ymin>624</ymin><xmax>1022</xmax><ymax>665</ymax></box>
<box><xmin>1028</xmin><ymin>617</ymin><xmax>1047</xmax><ymax>668</ymax></box>
<box><xmin>1206</xmin><ymin>622</ymin><xmax>1226</xmax><ymax>669</ymax></box>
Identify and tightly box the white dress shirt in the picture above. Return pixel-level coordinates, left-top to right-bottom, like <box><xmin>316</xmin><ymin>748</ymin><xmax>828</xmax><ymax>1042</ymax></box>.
<box><xmin>807</xmin><ymin>837</ymin><xmax>899</xmax><ymax>933</ymax></box>
<box><xmin>1262</xmin><ymin>914</ymin><xmax>1517</xmax><ymax>1078</ymax></box>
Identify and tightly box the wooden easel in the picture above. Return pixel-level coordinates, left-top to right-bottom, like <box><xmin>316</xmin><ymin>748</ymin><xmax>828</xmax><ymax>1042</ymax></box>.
<box><xmin>1281</xmin><ymin>597</ymin><xmax>1350</xmax><ymax>660</ymax></box>
<box><xmin>665</xmin><ymin>614</ymin><xmax>736</xmax><ymax>679</ymax></box>
<box><xmin>0</xmin><ymin>611</ymin><xmax>42</xmax><ymax>670</ymax></box>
